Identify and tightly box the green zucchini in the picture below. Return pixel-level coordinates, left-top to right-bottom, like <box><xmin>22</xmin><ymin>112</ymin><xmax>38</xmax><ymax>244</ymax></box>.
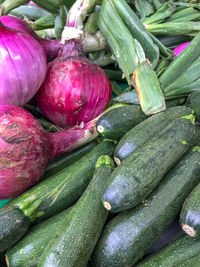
<box><xmin>0</xmin><ymin>207</ymin><xmax>30</xmax><ymax>253</ymax></box>
<box><xmin>6</xmin><ymin>206</ymin><xmax>73</xmax><ymax>267</ymax></box>
<box><xmin>114</xmin><ymin>106</ymin><xmax>192</xmax><ymax>165</ymax></box>
<box><xmin>0</xmin><ymin>251</ymin><xmax>6</xmax><ymax>267</ymax></box>
<box><xmin>42</xmin><ymin>140</ymin><xmax>98</xmax><ymax>179</ymax></box>
<box><xmin>103</xmin><ymin>114</ymin><xmax>196</xmax><ymax>213</ymax></box>
<box><xmin>178</xmin><ymin>254</ymin><xmax>200</xmax><ymax>267</ymax></box>
<box><xmin>38</xmin><ymin>155</ymin><xmax>114</xmax><ymax>267</ymax></box>
<box><xmin>180</xmin><ymin>182</ymin><xmax>200</xmax><ymax>238</ymax></box>
<box><xmin>186</xmin><ymin>91</ymin><xmax>200</xmax><ymax>122</ymax></box>
<box><xmin>96</xmin><ymin>105</ymin><xmax>146</xmax><ymax>140</ymax></box>
<box><xmin>92</xmin><ymin>147</ymin><xmax>200</xmax><ymax>266</ymax></box>
<box><xmin>136</xmin><ymin>234</ymin><xmax>200</xmax><ymax>267</ymax></box>
<box><xmin>1</xmin><ymin>141</ymin><xmax>115</xmax><ymax>252</ymax></box>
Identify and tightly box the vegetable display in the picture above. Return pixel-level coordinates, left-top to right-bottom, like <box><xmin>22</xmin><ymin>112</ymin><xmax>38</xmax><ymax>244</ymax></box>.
<box><xmin>1</xmin><ymin>0</ymin><xmax>200</xmax><ymax>266</ymax></box>
<box><xmin>0</xmin><ymin>140</ymin><xmax>115</xmax><ymax>252</ymax></box>
<box><xmin>0</xmin><ymin>104</ymin><xmax>117</xmax><ymax>199</ymax></box>
<box><xmin>38</xmin><ymin>155</ymin><xmax>114</xmax><ymax>267</ymax></box>
<box><xmin>92</xmin><ymin>146</ymin><xmax>200</xmax><ymax>266</ymax></box>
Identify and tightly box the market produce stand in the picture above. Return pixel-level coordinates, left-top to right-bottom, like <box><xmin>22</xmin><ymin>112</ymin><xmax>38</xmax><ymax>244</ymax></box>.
<box><xmin>1</xmin><ymin>0</ymin><xmax>200</xmax><ymax>266</ymax></box>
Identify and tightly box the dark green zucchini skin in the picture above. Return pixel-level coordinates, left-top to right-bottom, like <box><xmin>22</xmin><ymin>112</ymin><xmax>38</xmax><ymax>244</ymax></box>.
<box><xmin>92</xmin><ymin>147</ymin><xmax>200</xmax><ymax>266</ymax></box>
<box><xmin>178</xmin><ymin>254</ymin><xmax>200</xmax><ymax>267</ymax></box>
<box><xmin>0</xmin><ymin>251</ymin><xmax>6</xmax><ymax>267</ymax></box>
<box><xmin>42</xmin><ymin>140</ymin><xmax>98</xmax><ymax>179</ymax></box>
<box><xmin>5</xmin><ymin>140</ymin><xmax>115</xmax><ymax>224</ymax></box>
<box><xmin>38</xmin><ymin>156</ymin><xmax>114</xmax><ymax>267</ymax></box>
<box><xmin>6</xmin><ymin>207</ymin><xmax>73</xmax><ymax>267</ymax></box>
<box><xmin>0</xmin><ymin>207</ymin><xmax>30</xmax><ymax>253</ymax></box>
<box><xmin>180</xmin><ymin>182</ymin><xmax>200</xmax><ymax>237</ymax></box>
<box><xmin>186</xmin><ymin>91</ymin><xmax>200</xmax><ymax>122</ymax></box>
<box><xmin>114</xmin><ymin>106</ymin><xmax>192</xmax><ymax>164</ymax></box>
<box><xmin>103</xmin><ymin>115</ymin><xmax>195</xmax><ymax>213</ymax></box>
<box><xmin>96</xmin><ymin>105</ymin><xmax>146</xmax><ymax>140</ymax></box>
<box><xmin>136</xmin><ymin>235</ymin><xmax>200</xmax><ymax>267</ymax></box>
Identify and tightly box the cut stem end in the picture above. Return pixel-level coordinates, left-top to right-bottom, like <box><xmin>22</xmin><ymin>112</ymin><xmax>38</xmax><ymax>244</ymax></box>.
<box><xmin>103</xmin><ymin>201</ymin><xmax>112</xmax><ymax>211</ymax></box>
<box><xmin>182</xmin><ymin>224</ymin><xmax>197</xmax><ymax>237</ymax></box>
<box><xmin>97</xmin><ymin>125</ymin><xmax>105</xmax><ymax>134</ymax></box>
<box><xmin>114</xmin><ymin>156</ymin><xmax>121</xmax><ymax>166</ymax></box>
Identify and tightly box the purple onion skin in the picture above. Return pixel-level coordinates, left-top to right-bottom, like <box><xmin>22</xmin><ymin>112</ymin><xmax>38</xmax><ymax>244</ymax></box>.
<box><xmin>37</xmin><ymin>41</ymin><xmax>112</xmax><ymax>127</ymax></box>
<box><xmin>0</xmin><ymin>22</ymin><xmax>47</xmax><ymax>106</ymax></box>
<box><xmin>28</xmin><ymin>1</ymin><xmax>40</xmax><ymax>7</ymax></box>
<box><xmin>173</xmin><ymin>42</ymin><xmax>190</xmax><ymax>56</ymax></box>
<box><xmin>0</xmin><ymin>104</ymin><xmax>98</xmax><ymax>199</ymax></box>
<box><xmin>0</xmin><ymin>16</ymin><xmax>62</xmax><ymax>61</ymax></box>
<box><xmin>0</xmin><ymin>105</ymin><xmax>50</xmax><ymax>199</ymax></box>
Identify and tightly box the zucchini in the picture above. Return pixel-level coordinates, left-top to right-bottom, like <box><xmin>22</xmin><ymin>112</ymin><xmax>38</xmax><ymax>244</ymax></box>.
<box><xmin>42</xmin><ymin>140</ymin><xmax>98</xmax><ymax>179</ymax></box>
<box><xmin>6</xmin><ymin>207</ymin><xmax>73</xmax><ymax>267</ymax></box>
<box><xmin>0</xmin><ymin>251</ymin><xmax>6</xmax><ymax>267</ymax></box>
<box><xmin>178</xmin><ymin>254</ymin><xmax>200</xmax><ymax>267</ymax></box>
<box><xmin>38</xmin><ymin>155</ymin><xmax>114</xmax><ymax>267</ymax></box>
<box><xmin>136</xmin><ymin>234</ymin><xmax>200</xmax><ymax>267</ymax></box>
<box><xmin>92</xmin><ymin>147</ymin><xmax>200</xmax><ymax>266</ymax></box>
<box><xmin>186</xmin><ymin>91</ymin><xmax>200</xmax><ymax>122</ymax></box>
<box><xmin>103</xmin><ymin>115</ymin><xmax>195</xmax><ymax>213</ymax></box>
<box><xmin>96</xmin><ymin>105</ymin><xmax>146</xmax><ymax>140</ymax></box>
<box><xmin>1</xmin><ymin>141</ymin><xmax>115</xmax><ymax>251</ymax></box>
<box><xmin>180</xmin><ymin>182</ymin><xmax>200</xmax><ymax>238</ymax></box>
<box><xmin>114</xmin><ymin>106</ymin><xmax>192</xmax><ymax>165</ymax></box>
<box><xmin>0</xmin><ymin>207</ymin><xmax>30</xmax><ymax>253</ymax></box>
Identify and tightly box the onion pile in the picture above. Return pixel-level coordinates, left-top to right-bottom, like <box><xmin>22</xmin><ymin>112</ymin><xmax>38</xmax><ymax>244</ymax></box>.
<box><xmin>0</xmin><ymin>104</ymin><xmax>99</xmax><ymax>199</ymax></box>
<box><xmin>0</xmin><ymin>21</ymin><xmax>47</xmax><ymax>106</ymax></box>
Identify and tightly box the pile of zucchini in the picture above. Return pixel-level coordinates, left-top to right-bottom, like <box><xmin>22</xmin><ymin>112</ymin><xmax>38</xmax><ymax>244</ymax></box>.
<box><xmin>1</xmin><ymin>96</ymin><xmax>200</xmax><ymax>266</ymax></box>
<box><xmin>2</xmin><ymin>0</ymin><xmax>200</xmax><ymax>266</ymax></box>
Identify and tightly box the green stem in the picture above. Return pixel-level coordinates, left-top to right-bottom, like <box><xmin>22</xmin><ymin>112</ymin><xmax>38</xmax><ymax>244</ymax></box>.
<box><xmin>89</xmin><ymin>50</ymin><xmax>114</xmax><ymax>67</ymax></box>
<box><xmin>1</xmin><ymin>0</ymin><xmax>29</xmax><ymax>15</ymax></box>
<box><xmin>84</xmin><ymin>12</ymin><xmax>98</xmax><ymax>33</ymax></box>
<box><xmin>146</xmin><ymin>22</ymin><xmax>200</xmax><ymax>35</ymax></box>
<box><xmin>82</xmin><ymin>31</ymin><xmax>107</xmax><ymax>53</ymax></box>
<box><xmin>32</xmin><ymin>0</ymin><xmax>60</xmax><ymax>13</ymax></box>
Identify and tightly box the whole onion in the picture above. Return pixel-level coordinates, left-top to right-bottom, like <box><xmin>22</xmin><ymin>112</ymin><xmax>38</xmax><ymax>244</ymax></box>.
<box><xmin>0</xmin><ymin>104</ymin><xmax>101</xmax><ymax>199</ymax></box>
<box><xmin>0</xmin><ymin>22</ymin><xmax>47</xmax><ymax>106</ymax></box>
<box><xmin>173</xmin><ymin>42</ymin><xmax>190</xmax><ymax>56</ymax></box>
<box><xmin>37</xmin><ymin>40</ymin><xmax>112</xmax><ymax>127</ymax></box>
<box><xmin>0</xmin><ymin>15</ymin><xmax>61</xmax><ymax>61</ymax></box>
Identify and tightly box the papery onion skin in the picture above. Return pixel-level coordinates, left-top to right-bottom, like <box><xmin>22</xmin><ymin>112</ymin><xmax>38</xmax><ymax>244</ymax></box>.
<box><xmin>173</xmin><ymin>42</ymin><xmax>190</xmax><ymax>56</ymax></box>
<box><xmin>0</xmin><ymin>104</ymin><xmax>99</xmax><ymax>199</ymax></box>
<box><xmin>0</xmin><ymin>15</ymin><xmax>61</xmax><ymax>61</ymax></box>
<box><xmin>0</xmin><ymin>105</ymin><xmax>50</xmax><ymax>199</ymax></box>
<box><xmin>0</xmin><ymin>22</ymin><xmax>47</xmax><ymax>106</ymax></box>
<box><xmin>37</xmin><ymin>41</ymin><xmax>112</xmax><ymax>127</ymax></box>
<box><xmin>28</xmin><ymin>1</ymin><xmax>40</xmax><ymax>7</ymax></box>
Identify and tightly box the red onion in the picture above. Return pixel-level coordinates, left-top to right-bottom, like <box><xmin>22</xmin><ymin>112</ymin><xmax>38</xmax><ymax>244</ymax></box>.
<box><xmin>173</xmin><ymin>42</ymin><xmax>190</xmax><ymax>56</ymax></box>
<box><xmin>0</xmin><ymin>104</ymin><xmax>100</xmax><ymax>199</ymax></box>
<box><xmin>0</xmin><ymin>22</ymin><xmax>47</xmax><ymax>106</ymax></box>
<box><xmin>37</xmin><ymin>41</ymin><xmax>112</xmax><ymax>127</ymax></box>
<box><xmin>36</xmin><ymin>0</ymin><xmax>112</xmax><ymax>128</ymax></box>
<box><xmin>0</xmin><ymin>16</ymin><xmax>61</xmax><ymax>61</ymax></box>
